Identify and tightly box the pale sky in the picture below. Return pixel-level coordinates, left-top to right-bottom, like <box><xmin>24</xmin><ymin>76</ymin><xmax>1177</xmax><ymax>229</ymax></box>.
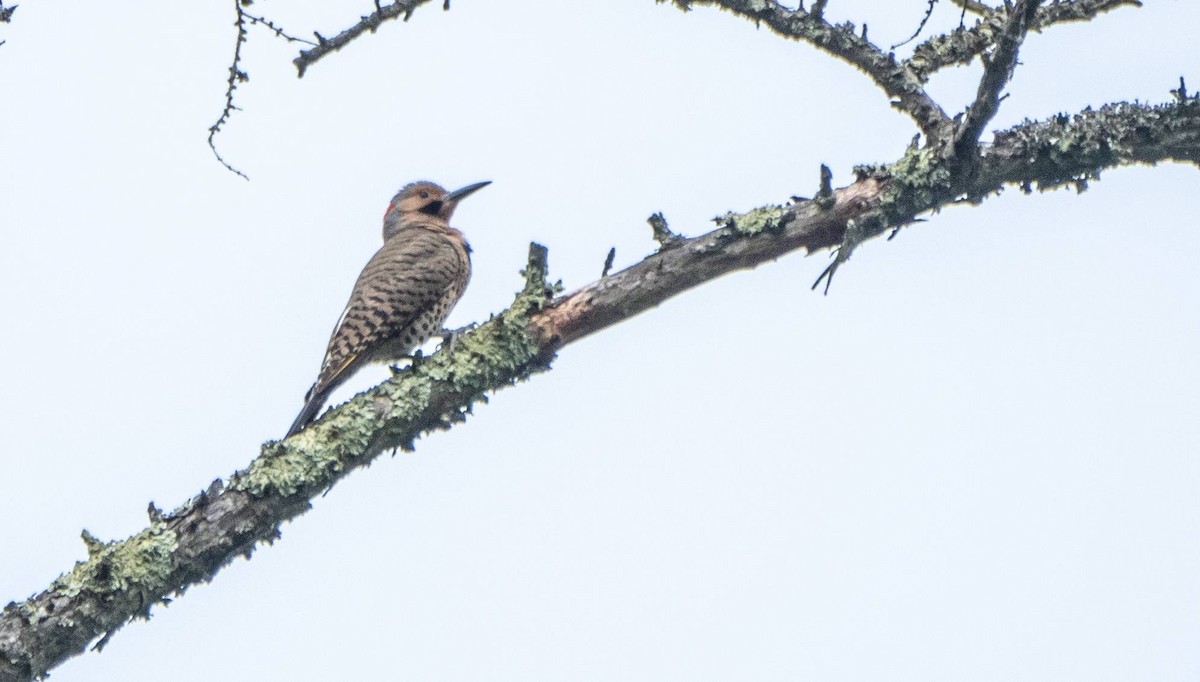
<box><xmin>2</xmin><ymin>1</ymin><xmax>1200</xmax><ymax>680</ymax></box>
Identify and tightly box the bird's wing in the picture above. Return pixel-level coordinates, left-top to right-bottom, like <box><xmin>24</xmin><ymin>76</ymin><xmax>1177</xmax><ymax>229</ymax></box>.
<box><xmin>309</xmin><ymin>232</ymin><xmax>465</xmax><ymax>398</ymax></box>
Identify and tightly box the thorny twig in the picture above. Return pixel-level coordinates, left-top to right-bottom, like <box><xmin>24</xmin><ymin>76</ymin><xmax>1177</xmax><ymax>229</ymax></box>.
<box><xmin>208</xmin><ymin>0</ymin><xmax>251</xmax><ymax>180</ymax></box>
<box><xmin>244</xmin><ymin>12</ymin><xmax>317</xmax><ymax>46</ymax></box>
<box><xmin>891</xmin><ymin>0</ymin><xmax>938</xmax><ymax>49</ymax></box>
<box><xmin>207</xmin><ymin>3</ymin><xmax>316</xmax><ymax>178</ymax></box>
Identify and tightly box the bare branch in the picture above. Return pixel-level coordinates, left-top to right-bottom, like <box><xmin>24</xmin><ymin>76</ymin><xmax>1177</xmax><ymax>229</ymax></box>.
<box><xmin>202</xmin><ymin>5</ymin><xmax>328</xmax><ymax>177</ymax></box>
<box><xmin>207</xmin><ymin>0</ymin><xmax>251</xmax><ymax>180</ymax></box>
<box><xmin>953</xmin><ymin>0</ymin><xmax>1043</xmax><ymax>157</ymax></box>
<box><xmin>528</xmin><ymin>99</ymin><xmax>1200</xmax><ymax>342</ymax></box>
<box><xmin>293</xmin><ymin>0</ymin><xmax>438</xmax><ymax>78</ymax></box>
<box><xmin>244</xmin><ymin>12</ymin><xmax>318</xmax><ymax>46</ymax></box>
<box><xmin>601</xmin><ymin>247</ymin><xmax>616</xmax><ymax>277</ymax></box>
<box><xmin>668</xmin><ymin>0</ymin><xmax>954</xmax><ymax>140</ymax></box>
<box><xmin>814</xmin><ymin>163</ymin><xmax>836</xmax><ymax>209</ymax></box>
<box><xmin>648</xmin><ymin>212</ymin><xmax>682</xmax><ymax>249</ymax></box>
<box><xmin>891</xmin><ymin>0</ymin><xmax>938</xmax><ymax>50</ymax></box>
<box><xmin>1171</xmin><ymin>76</ymin><xmax>1195</xmax><ymax>103</ymax></box>
<box><xmin>534</xmin><ymin>189</ymin><xmax>878</xmax><ymax>346</ymax></box>
<box><xmin>909</xmin><ymin>0</ymin><xmax>1141</xmax><ymax>78</ymax></box>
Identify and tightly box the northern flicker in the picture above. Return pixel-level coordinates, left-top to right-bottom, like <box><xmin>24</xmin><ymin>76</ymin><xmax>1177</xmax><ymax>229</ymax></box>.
<box><xmin>286</xmin><ymin>180</ymin><xmax>490</xmax><ymax>437</ymax></box>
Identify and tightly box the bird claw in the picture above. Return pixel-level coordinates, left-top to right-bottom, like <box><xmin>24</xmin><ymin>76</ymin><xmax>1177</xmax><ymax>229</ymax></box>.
<box><xmin>438</xmin><ymin>322</ymin><xmax>477</xmax><ymax>354</ymax></box>
<box><xmin>389</xmin><ymin>350</ymin><xmax>424</xmax><ymax>374</ymax></box>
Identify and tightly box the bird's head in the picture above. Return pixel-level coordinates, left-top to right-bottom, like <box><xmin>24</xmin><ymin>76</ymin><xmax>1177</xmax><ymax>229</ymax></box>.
<box><xmin>382</xmin><ymin>180</ymin><xmax>491</xmax><ymax>240</ymax></box>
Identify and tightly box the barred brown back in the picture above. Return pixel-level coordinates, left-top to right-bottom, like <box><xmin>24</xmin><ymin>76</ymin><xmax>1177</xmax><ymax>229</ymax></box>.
<box><xmin>286</xmin><ymin>180</ymin><xmax>487</xmax><ymax>437</ymax></box>
<box><xmin>312</xmin><ymin>227</ymin><xmax>470</xmax><ymax>397</ymax></box>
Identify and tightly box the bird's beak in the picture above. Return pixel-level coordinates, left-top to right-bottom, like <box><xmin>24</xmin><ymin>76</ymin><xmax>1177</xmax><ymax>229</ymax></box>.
<box><xmin>444</xmin><ymin>180</ymin><xmax>492</xmax><ymax>204</ymax></box>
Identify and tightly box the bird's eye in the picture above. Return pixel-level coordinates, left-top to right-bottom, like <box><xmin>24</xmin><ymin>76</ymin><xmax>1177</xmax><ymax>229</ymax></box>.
<box><xmin>419</xmin><ymin>191</ymin><xmax>429</xmax><ymax>199</ymax></box>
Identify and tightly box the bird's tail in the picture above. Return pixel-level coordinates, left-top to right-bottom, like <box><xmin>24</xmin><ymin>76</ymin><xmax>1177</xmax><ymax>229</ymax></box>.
<box><xmin>285</xmin><ymin>386</ymin><xmax>331</xmax><ymax>438</ymax></box>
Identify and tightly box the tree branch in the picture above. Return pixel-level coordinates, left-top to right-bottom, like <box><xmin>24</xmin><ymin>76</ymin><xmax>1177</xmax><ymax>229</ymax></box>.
<box><xmin>953</xmin><ymin>0</ymin><xmax>1043</xmax><ymax>156</ymax></box>
<box><xmin>909</xmin><ymin>0</ymin><xmax>1141</xmax><ymax>78</ymax></box>
<box><xmin>293</xmin><ymin>0</ymin><xmax>439</xmax><ymax>78</ymax></box>
<box><xmin>3</xmin><ymin>94</ymin><xmax>1198</xmax><ymax>680</ymax></box>
<box><xmin>667</xmin><ymin>0</ymin><xmax>955</xmax><ymax>140</ymax></box>
<box><xmin>0</xmin><ymin>245</ymin><xmax>560</xmax><ymax>682</ymax></box>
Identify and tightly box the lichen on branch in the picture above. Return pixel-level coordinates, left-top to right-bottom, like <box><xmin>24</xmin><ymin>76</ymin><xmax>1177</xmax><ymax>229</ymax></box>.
<box><xmin>0</xmin><ymin>245</ymin><xmax>559</xmax><ymax>681</ymax></box>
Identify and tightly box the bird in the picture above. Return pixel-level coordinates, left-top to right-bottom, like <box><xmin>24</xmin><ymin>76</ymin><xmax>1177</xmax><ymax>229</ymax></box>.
<box><xmin>286</xmin><ymin>179</ymin><xmax>491</xmax><ymax>437</ymax></box>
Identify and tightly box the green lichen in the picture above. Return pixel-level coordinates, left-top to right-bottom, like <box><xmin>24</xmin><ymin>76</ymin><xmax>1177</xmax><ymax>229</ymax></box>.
<box><xmin>908</xmin><ymin>11</ymin><xmax>1005</xmax><ymax>79</ymax></box>
<box><xmin>992</xmin><ymin>105</ymin><xmax>1145</xmax><ymax>193</ymax></box>
<box><xmin>234</xmin><ymin>244</ymin><xmax>557</xmax><ymax>499</ymax></box>
<box><xmin>49</xmin><ymin>525</ymin><xmax>177</xmax><ymax>605</ymax></box>
<box><xmin>715</xmin><ymin>204</ymin><xmax>786</xmax><ymax>236</ymax></box>
<box><xmin>877</xmin><ymin>144</ymin><xmax>954</xmax><ymax>221</ymax></box>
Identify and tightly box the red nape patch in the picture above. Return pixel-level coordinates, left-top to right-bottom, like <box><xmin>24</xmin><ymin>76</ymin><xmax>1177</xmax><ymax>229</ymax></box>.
<box><xmin>383</xmin><ymin>201</ymin><xmax>396</xmax><ymax>220</ymax></box>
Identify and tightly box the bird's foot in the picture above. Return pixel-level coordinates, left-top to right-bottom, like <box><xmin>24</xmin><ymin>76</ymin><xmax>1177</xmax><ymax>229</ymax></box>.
<box><xmin>438</xmin><ymin>322</ymin><xmax>477</xmax><ymax>354</ymax></box>
<box><xmin>389</xmin><ymin>350</ymin><xmax>424</xmax><ymax>374</ymax></box>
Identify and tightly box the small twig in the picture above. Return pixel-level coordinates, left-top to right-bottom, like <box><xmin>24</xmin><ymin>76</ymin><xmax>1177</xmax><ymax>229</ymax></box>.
<box><xmin>1171</xmin><ymin>76</ymin><xmax>1192</xmax><ymax>102</ymax></box>
<box><xmin>203</xmin><ymin>3</ymin><xmax>334</xmax><ymax>177</ymax></box>
<box><xmin>891</xmin><ymin>0</ymin><xmax>938</xmax><ymax>50</ymax></box>
<box><xmin>92</xmin><ymin>628</ymin><xmax>119</xmax><ymax>653</ymax></box>
<box><xmin>810</xmin><ymin>217</ymin><xmax>861</xmax><ymax>295</ymax></box>
<box><xmin>207</xmin><ymin>0</ymin><xmax>251</xmax><ymax>180</ymax></box>
<box><xmin>601</xmin><ymin>247</ymin><xmax>616</xmax><ymax>277</ymax></box>
<box><xmin>815</xmin><ymin>164</ymin><xmax>835</xmax><ymax>209</ymax></box>
<box><xmin>244</xmin><ymin>12</ymin><xmax>318</xmax><ymax>46</ymax></box>
<box><xmin>811</xmin><ymin>256</ymin><xmax>839</xmax><ymax>296</ymax></box>
<box><xmin>810</xmin><ymin>0</ymin><xmax>828</xmax><ymax>20</ymax></box>
<box><xmin>648</xmin><ymin>212</ymin><xmax>682</xmax><ymax>249</ymax></box>
<box><xmin>809</xmin><ymin>209</ymin><xmax>892</xmax><ymax>295</ymax></box>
